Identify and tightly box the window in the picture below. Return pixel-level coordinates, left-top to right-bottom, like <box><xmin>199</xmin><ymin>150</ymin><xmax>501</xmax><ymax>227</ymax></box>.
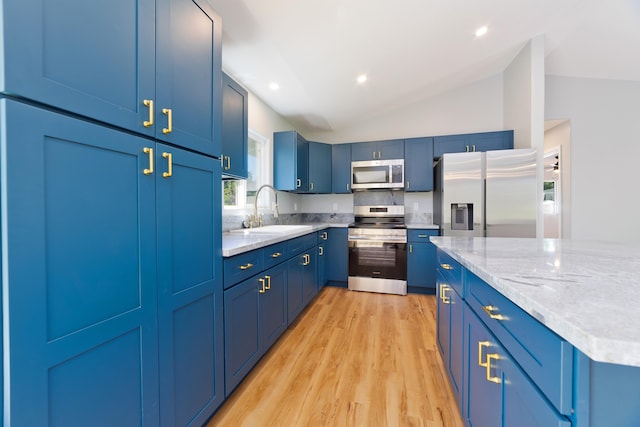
<box><xmin>223</xmin><ymin>130</ymin><xmax>270</xmax><ymax>209</ymax></box>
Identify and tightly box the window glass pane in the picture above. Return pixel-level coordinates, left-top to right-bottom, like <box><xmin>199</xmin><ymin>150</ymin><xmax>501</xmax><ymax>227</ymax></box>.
<box><xmin>246</xmin><ymin>136</ymin><xmax>261</xmax><ymax>204</ymax></box>
<box><xmin>222</xmin><ymin>130</ymin><xmax>269</xmax><ymax>209</ymax></box>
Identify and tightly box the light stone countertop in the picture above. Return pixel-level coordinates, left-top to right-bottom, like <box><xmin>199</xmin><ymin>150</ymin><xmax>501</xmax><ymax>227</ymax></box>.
<box><xmin>406</xmin><ymin>224</ymin><xmax>440</xmax><ymax>230</ymax></box>
<box><xmin>430</xmin><ymin>236</ymin><xmax>640</xmax><ymax>367</ymax></box>
<box><xmin>222</xmin><ymin>223</ymin><xmax>336</xmax><ymax>257</ymax></box>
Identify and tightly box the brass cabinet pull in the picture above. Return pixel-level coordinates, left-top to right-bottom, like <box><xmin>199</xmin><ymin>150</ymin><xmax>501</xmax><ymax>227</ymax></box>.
<box><xmin>297</xmin><ymin>179</ymin><xmax>301</xmax><ymax>188</ymax></box>
<box><xmin>439</xmin><ymin>284</ymin><xmax>450</xmax><ymax>304</ymax></box>
<box><xmin>346</xmin><ymin>183</ymin><xmax>349</xmax><ymax>191</ymax></box>
<box><xmin>378</xmin><ymin>151</ymin><xmax>381</xmax><ymax>159</ymax></box>
<box><xmin>418</xmin><ymin>234</ymin><xmax>428</xmax><ymax>238</ymax></box>
<box><xmin>478</xmin><ymin>341</ymin><xmax>491</xmax><ymax>367</ymax></box>
<box><xmin>259</xmin><ymin>277</ymin><xmax>266</xmax><ymax>294</ymax></box>
<box><xmin>143</xmin><ymin>147</ymin><xmax>154</xmax><ymax>175</ymax></box>
<box><xmin>472</xmin><ymin>145</ymin><xmax>476</xmax><ymax>152</ymax></box>
<box><xmin>482</xmin><ymin>305</ymin><xmax>505</xmax><ymax>321</ymax></box>
<box><xmin>225</xmin><ymin>155</ymin><xmax>231</xmax><ymax>171</ymax></box>
<box><xmin>302</xmin><ymin>254</ymin><xmax>310</xmax><ymax>266</ymax></box>
<box><xmin>271</xmin><ymin>252</ymin><xmax>282</xmax><ymax>258</ymax></box>
<box><xmin>239</xmin><ymin>263</ymin><xmax>253</xmax><ymax>270</ymax></box>
<box><xmin>162</xmin><ymin>152</ymin><xmax>173</xmax><ymax>178</ymax></box>
<box><xmin>143</xmin><ymin>99</ymin><xmax>154</xmax><ymax>127</ymax></box>
<box><xmin>321</xmin><ymin>232</ymin><xmax>328</xmax><ymax>240</ymax></box>
<box><xmin>409</xmin><ymin>244</ymin><xmax>413</xmax><ymax>253</ymax></box>
<box><xmin>372</xmin><ymin>151</ymin><xmax>376</xmax><ymax>159</ymax></box>
<box><xmin>162</xmin><ymin>108</ymin><xmax>173</xmax><ymax>134</ymax></box>
<box><xmin>310</xmin><ymin>182</ymin><xmax>314</xmax><ymax>191</ymax></box>
<box><xmin>406</xmin><ymin>181</ymin><xmax>410</xmax><ymax>190</ymax></box>
<box><xmin>485</xmin><ymin>353</ymin><xmax>501</xmax><ymax>383</ymax></box>
<box><xmin>319</xmin><ymin>246</ymin><xmax>324</xmax><ymax>256</ymax></box>
<box><xmin>440</xmin><ymin>263</ymin><xmax>453</xmax><ymax>270</ymax></box>
<box><xmin>265</xmin><ymin>275</ymin><xmax>271</xmax><ymax>290</ymax></box>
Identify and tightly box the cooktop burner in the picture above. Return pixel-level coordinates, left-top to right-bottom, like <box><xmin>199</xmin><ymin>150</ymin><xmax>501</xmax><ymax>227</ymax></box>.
<box><xmin>350</xmin><ymin>205</ymin><xmax>405</xmax><ymax>229</ymax></box>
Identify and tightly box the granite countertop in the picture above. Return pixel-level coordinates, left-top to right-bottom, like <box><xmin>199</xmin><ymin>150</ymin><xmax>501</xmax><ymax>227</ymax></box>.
<box><xmin>406</xmin><ymin>224</ymin><xmax>440</xmax><ymax>230</ymax></box>
<box><xmin>430</xmin><ymin>237</ymin><xmax>640</xmax><ymax>367</ymax></box>
<box><xmin>222</xmin><ymin>223</ymin><xmax>334</xmax><ymax>257</ymax></box>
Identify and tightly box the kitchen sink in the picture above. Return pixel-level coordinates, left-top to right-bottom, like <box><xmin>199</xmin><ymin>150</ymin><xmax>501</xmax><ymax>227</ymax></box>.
<box><xmin>228</xmin><ymin>224</ymin><xmax>314</xmax><ymax>234</ymax></box>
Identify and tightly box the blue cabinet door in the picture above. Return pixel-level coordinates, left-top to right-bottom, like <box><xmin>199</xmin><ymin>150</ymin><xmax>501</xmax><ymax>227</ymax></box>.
<box><xmin>468</xmin><ymin>131</ymin><xmax>514</xmax><ymax>153</ymax></box>
<box><xmin>155</xmin><ymin>0</ymin><xmax>221</xmax><ymax>156</ymax></box>
<box><xmin>1</xmin><ymin>100</ymin><xmax>160</xmax><ymax>426</ymax></box>
<box><xmin>221</xmin><ymin>72</ymin><xmax>248</xmax><ymax>178</ymax></box>
<box><xmin>331</xmin><ymin>144</ymin><xmax>352</xmax><ymax>193</ymax></box>
<box><xmin>308</xmin><ymin>141</ymin><xmax>332</xmax><ymax>193</ymax></box>
<box><xmin>407</xmin><ymin>230</ymin><xmax>438</xmax><ymax>290</ymax></box>
<box><xmin>155</xmin><ymin>145</ymin><xmax>224</xmax><ymax>425</ymax></box>
<box><xmin>302</xmin><ymin>250</ymin><xmax>318</xmax><ymax>307</ymax></box>
<box><xmin>434</xmin><ymin>134</ymin><xmax>471</xmax><ymax>158</ymax></box>
<box><xmin>274</xmin><ymin>131</ymin><xmax>309</xmax><ymax>192</ymax></box>
<box><xmin>351</xmin><ymin>139</ymin><xmax>404</xmax><ymax>161</ymax></box>
<box><xmin>404</xmin><ymin>137</ymin><xmax>434</xmax><ymax>192</ymax></box>
<box><xmin>224</xmin><ymin>276</ymin><xmax>261</xmax><ymax>396</ymax></box>
<box><xmin>317</xmin><ymin>244</ymin><xmax>327</xmax><ymax>289</ymax></box>
<box><xmin>350</xmin><ymin>141</ymin><xmax>377</xmax><ymax>161</ymax></box>
<box><xmin>327</xmin><ymin>228</ymin><xmax>348</xmax><ymax>283</ymax></box>
<box><xmin>287</xmin><ymin>255</ymin><xmax>305</xmax><ymax>324</ymax></box>
<box><xmin>0</xmin><ymin>0</ymin><xmax>156</xmax><ymax>139</ymax></box>
<box><xmin>260</xmin><ymin>263</ymin><xmax>288</xmax><ymax>350</ymax></box>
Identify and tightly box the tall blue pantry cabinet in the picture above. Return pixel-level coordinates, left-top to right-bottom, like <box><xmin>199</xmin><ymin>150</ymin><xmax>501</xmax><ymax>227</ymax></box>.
<box><xmin>0</xmin><ymin>0</ymin><xmax>225</xmax><ymax>425</ymax></box>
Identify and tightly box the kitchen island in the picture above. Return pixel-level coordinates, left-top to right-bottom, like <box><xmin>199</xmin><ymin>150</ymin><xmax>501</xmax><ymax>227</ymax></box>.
<box><xmin>431</xmin><ymin>236</ymin><xmax>640</xmax><ymax>427</ymax></box>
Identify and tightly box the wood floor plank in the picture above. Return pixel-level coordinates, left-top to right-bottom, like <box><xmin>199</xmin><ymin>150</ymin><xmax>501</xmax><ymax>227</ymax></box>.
<box><xmin>207</xmin><ymin>287</ymin><xmax>464</xmax><ymax>427</ymax></box>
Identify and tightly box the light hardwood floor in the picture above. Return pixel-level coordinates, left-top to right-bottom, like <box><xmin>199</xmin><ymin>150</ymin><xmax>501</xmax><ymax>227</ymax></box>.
<box><xmin>207</xmin><ymin>286</ymin><xmax>464</xmax><ymax>427</ymax></box>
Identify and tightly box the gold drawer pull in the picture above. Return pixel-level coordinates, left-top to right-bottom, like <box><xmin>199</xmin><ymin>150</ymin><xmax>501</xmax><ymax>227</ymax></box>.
<box><xmin>485</xmin><ymin>353</ymin><xmax>501</xmax><ymax>383</ymax></box>
<box><xmin>259</xmin><ymin>277</ymin><xmax>266</xmax><ymax>294</ymax></box>
<box><xmin>162</xmin><ymin>152</ymin><xmax>172</xmax><ymax>178</ymax></box>
<box><xmin>162</xmin><ymin>108</ymin><xmax>173</xmax><ymax>134</ymax></box>
<box><xmin>143</xmin><ymin>99</ymin><xmax>154</xmax><ymax>127</ymax></box>
<box><xmin>439</xmin><ymin>284</ymin><xmax>450</xmax><ymax>304</ymax></box>
<box><xmin>440</xmin><ymin>263</ymin><xmax>453</xmax><ymax>270</ymax></box>
<box><xmin>321</xmin><ymin>232</ymin><xmax>328</xmax><ymax>240</ymax></box>
<box><xmin>239</xmin><ymin>263</ymin><xmax>253</xmax><ymax>270</ymax></box>
<box><xmin>265</xmin><ymin>275</ymin><xmax>271</xmax><ymax>290</ymax></box>
<box><xmin>143</xmin><ymin>147</ymin><xmax>154</xmax><ymax>175</ymax></box>
<box><xmin>482</xmin><ymin>305</ymin><xmax>505</xmax><ymax>321</ymax></box>
<box><xmin>271</xmin><ymin>252</ymin><xmax>282</xmax><ymax>258</ymax></box>
<box><xmin>478</xmin><ymin>341</ymin><xmax>491</xmax><ymax>367</ymax></box>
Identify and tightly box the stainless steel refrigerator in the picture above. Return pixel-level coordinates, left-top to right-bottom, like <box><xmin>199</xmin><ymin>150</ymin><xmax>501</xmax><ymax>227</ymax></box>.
<box><xmin>434</xmin><ymin>148</ymin><xmax>537</xmax><ymax>237</ymax></box>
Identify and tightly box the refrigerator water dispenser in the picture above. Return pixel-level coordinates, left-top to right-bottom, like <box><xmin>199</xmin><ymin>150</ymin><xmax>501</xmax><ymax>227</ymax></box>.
<box><xmin>451</xmin><ymin>203</ymin><xmax>473</xmax><ymax>231</ymax></box>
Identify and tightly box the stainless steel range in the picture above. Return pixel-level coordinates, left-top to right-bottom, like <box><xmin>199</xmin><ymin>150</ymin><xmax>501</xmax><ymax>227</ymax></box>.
<box><xmin>348</xmin><ymin>205</ymin><xmax>407</xmax><ymax>295</ymax></box>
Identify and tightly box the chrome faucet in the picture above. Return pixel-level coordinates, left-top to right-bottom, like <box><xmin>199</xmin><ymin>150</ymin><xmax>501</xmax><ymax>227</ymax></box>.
<box><xmin>248</xmin><ymin>184</ymin><xmax>279</xmax><ymax>228</ymax></box>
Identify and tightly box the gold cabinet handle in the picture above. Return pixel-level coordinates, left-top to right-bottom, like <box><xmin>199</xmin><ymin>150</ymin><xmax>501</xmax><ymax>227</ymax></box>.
<box><xmin>162</xmin><ymin>108</ymin><xmax>173</xmax><ymax>134</ymax></box>
<box><xmin>303</xmin><ymin>254</ymin><xmax>310</xmax><ymax>266</ymax></box>
<box><xmin>485</xmin><ymin>353</ymin><xmax>501</xmax><ymax>383</ymax></box>
<box><xmin>439</xmin><ymin>284</ymin><xmax>450</xmax><ymax>304</ymax></box>
<box><xmin>418</xmin><ymin>234</ymin><xmax>428</xmax><ymax>238</ymax></box>
<box><xmin>472</xmin><ymin>145</ymin><xmax>477</xmax><ymax>152</ymax></box>
<box><xmin>297</xmin><ymin>179</ymin><xmax>301</xmax><ymax>188</ymax></box>
<box><xmin>225</xmin><ymin>155</ymin><xmax>231</xmax><ymax>171</ymax></box>
<box><xmin>440</xmin><ymin>263</ymin><xmax>453</xmax><ymax>270</ymax></box>
<box><xmin>372</xmin><ymin>151</ymin><xmax>376</xmax><ymax>159</ymax></box>
<box><xmin>378</xmin><ymin>151</ymin><xmax>381</xmax><ymax>159</ymax></box>
<box><xmin>239</xmin><ymin>263</ymin><xmax>253</xmax><ymax>270</ymax></box>
<box><xmin>259</xmin><ymin>277</ymin><xmax>266</xmax><ymax>294</ymax></box>
<box><xmin>319</xmin><ymin>246</ymin><xmax>324</xmax><ymax>256</ymax></box>
<box><xmin>143</xmin><ymin>147</ymin><xmax>154</xmax><ymax>175</ymax></box>
<box><xmin>271</xmin><ymin>252</ymin><xmax>282</xmax><ymax>258</ymax></box>
<box><xmin>406</xmin><ymin>180</ymin><xmax>410</xmax><ymax>190</ymax></box>
<box><xmin>143</xmin><ymin>99</ymin><xmax>154</xmax><ymax>127</ymax></box>
<box><xmin>409</xmin><ymin>244</ymin><xmax>413</xmax><ymax>253</ymax></box>
<box><xmin>162</xmin><ymin>152</ymin><xmax>173</xmax><ymax>178</ymax></box>
<box><xmin>321</xmin><ymin>232</ymin><xmax>328</xmax><ymax>240</ymax></box>
<box><xmin>478</xmin><ymin>341</ymin><xmax>491</xmax><ymax>367</ymax></box>
<box><xmin>265</xmin><ymin>275</ymin><xmax>271</xmax><ymax>290</ymax></box>
<box><xmin>310</xmin><ymin>182</ymin><xmax>314</xmax><ymax>191</ymax></box>
<box><xmin>482</xmin><ymin>305</ymin><xmax>505</xmax><ymax>321</ymax></box>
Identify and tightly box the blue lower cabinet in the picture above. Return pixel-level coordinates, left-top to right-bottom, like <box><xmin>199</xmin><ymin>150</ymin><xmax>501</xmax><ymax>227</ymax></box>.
<box><xmin>260</xmin><ymin>263</ymin><xmax>288</xmax><ymax>350</ymax></box>
<box><xmin>317</xmin><ymin>243</ymin><xmax>327</xmax><ymax>289</ymax></box>
<box><xmin>326</xmin><ymin>228</ymin><xmax>348</xmax><ymax>284</ymax></box>
<box><xmin>302</xmin><ymin>249</ymin><xmax>318</xmax><ymax>306</ymax></box>
<box><xmin>1</xmin><ymin>100</ymin><xmax>161</xmax><ymax>426</ymax></box>
<box><xmin>287</xmin><ymin>247</ymin><xmax>317</xmax><ymax>325</ymax></box>
<box><xmin>407</xmin><ymin>229</ymin><xmax>438</xmax><ymax>293</ymax></box>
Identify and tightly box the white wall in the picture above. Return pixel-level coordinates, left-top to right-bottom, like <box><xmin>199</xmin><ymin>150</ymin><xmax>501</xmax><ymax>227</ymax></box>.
<box><xmin>544</xmin><ymin>121</ymin><xmax>571</xmax><ymax>238</ymax></box>
<box><xmin>545</xmin><ymin>75</ymin><xmax>640</xmax><ymax>243</ymax></box>
<box><xmin>305</xmin><ymin>75</ymin><xmax>505</xmax><ymax>143</ymax></box>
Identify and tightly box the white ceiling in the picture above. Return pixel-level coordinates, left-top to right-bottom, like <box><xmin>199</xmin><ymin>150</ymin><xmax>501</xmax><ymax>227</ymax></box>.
<box><xmin>208</xmin><ymin>0</ymin><xmax>640</xmax><ymax>135</ymax></box>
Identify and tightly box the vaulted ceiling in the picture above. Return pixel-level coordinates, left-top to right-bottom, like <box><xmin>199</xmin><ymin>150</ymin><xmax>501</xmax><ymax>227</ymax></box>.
<box><xmin>208</xmin><ymin>0</ymin><xmax>640</xmax><ymax>135</ymax></box>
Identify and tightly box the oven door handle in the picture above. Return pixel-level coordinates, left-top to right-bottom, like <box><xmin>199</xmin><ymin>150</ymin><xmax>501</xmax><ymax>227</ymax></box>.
<box><xmin>348</xmin><ymin>237</ymin><xmax>407</xmax><ymax>244</ymax></box>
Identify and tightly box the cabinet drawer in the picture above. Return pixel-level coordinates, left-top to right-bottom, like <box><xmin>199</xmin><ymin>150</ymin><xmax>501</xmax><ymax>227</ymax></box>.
<box><xmin>317</xmin><ymin>229</ymin><xmax>329</xmax><ymax>244</ymax></box>
<box><xmin>262</xmin><ymin>242</ymin><xmax>288</xmax><ymax>270</ymax></box>
<box><xmin>288</xmin><ymin>232</ymin><xmax>317</xmax><ymax>256</ymax></box>
<box><xmin>408</xmin><ymin>229</ymin><xmax>438</xmax><ymax>242</ymax></box>
<box><xmin>466</xmin><ymin>272</ymin><xmax>573</xmax><ymax>415</ymax></box>
<box><xmin>223</xmin><ymin>249</ymin><xmax>263</xmax><ymax>289</ymax></box>
<box><xmin>436</xmin><ymin>249</ymin><xmax>463</xmax><ymax>296</ymax></box>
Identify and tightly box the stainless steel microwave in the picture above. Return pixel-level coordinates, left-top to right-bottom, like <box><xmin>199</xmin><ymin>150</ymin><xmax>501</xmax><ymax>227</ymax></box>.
<box><xmin>351</xmin><ymin>159</ymin><xmax>404</xmax><ymax>190</ymax></box>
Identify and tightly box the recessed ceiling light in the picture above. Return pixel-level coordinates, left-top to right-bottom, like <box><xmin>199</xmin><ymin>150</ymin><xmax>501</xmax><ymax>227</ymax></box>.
<box><xmin>357</xmin><ymin>74</ymin><xmax>367</xmax><ymax>84</ymax></box>
<box><xmin>269</xmin><ymin>82</ymin><xmax>280</xmax><ymax>91</ymax></box>
<box><xmin>475</xmin><ymin>26</ymin><xmax>488</xmax><ymax>38</ymax></box>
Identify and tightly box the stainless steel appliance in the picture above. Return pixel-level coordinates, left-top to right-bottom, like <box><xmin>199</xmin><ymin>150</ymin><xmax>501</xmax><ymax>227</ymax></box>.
<box><xmin>348</xmin><ymin>205</ymin><xmax>407</xmax><ymax>295</ymax></box>
<box><xmin>351</xmin><ymin>159</ymin><xmax>404</xmax><ymax>190</ymax></box>
<box><xmin>434</xmin><ymin>148</ymin><xmax>537</xmax><ymax>237</ymax></box>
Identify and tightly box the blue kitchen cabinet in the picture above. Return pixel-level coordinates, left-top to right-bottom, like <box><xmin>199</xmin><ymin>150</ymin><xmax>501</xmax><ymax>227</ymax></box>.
<box><xmin>155</xmin><ymin>145</ymin><xmax>224</xmax><ymax>426</ymax></box>
<box><xmin>407</xmin><ymin>229</ymin><xmax>438</xmax><ymax>292</ymax></box>
<box><xmin>308</xmin><ymin>141</ymin><xmax>332</xmax><ymax>193</ymax></box>
<box><xmin>331</xmin><ymin>143</ymin><xmax>352</xmax><ymax>193</ymax></box>
<box><xmin>404</xmin><ymin>137</ymin><xmax>434</xmax><ymax>192</ymax></box>
<box><xmin>260</xmin><ymin>263</ymin><xmax>288</xmax><ymax>351</ymax></box>
<box><xmin>1</xmin><ymin>100</ymin><xmax>161</xmax><ymax>426</ymax></box>
<box><xmin>274</xmin><ymin>130</ymin><xmax>309</xmax><ymax>192</ymax></box>
<box><xmin>287</xmin><ymin>237</ymin><xmax>318</xmax><ymax>323</ymax></box>
<box><xmin>317</xmin><ymin>243</ymin><xmax>327</xmax><ymax>289</ymax></box>
<box><xmin>221</xmin><ymin>72</ymin><xmax>248</xmax><ymax>178</ymax></box>
<box><xmin>326</xmin><ymin>228</ymin><xmax>349</xmax><ymax>285</ymax></box>
<box><xmin>351</xmin><ymin>139</ymin><xmax>404</xmax><ymax>161</ymax></box>
<box><xmin>302</xmin><ymin>250</ymin><xmax>318</xmax><ymax>306</ymax></box>
<box><xmin>1</xmin><ymin>0</ymin><xmax>222</xmax><ymax>156</ymax></box>
<box><xmin>434</xmin><ymin>131</ymin><xmax>514</xmax><ymax>158</ymax></box>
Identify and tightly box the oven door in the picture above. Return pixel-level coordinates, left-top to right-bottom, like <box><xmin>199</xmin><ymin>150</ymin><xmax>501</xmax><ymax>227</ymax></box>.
<box><xmin>348</xmin><ymin>239</ymin><xmax>407</xmax><ymax>280</ymax></box>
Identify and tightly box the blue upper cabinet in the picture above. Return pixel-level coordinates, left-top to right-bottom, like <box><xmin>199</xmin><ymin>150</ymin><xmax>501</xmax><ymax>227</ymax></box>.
<box><xmin>404</xmin><ymin>137</ymin><xmax>434</xmax><ymax>192</ymax></box>
<box><xmin>221</xmin><ymin>72</ymin><xmax>248</xmax><ymax>178</ymax></box>
<box><xmin>434</xmin><ymin>130</ymin><xmax>514</xmax><ymax>158</ymax></box>
<box><xmin>351</xmin><ymin>139</ymin><xmax>404</xmax><ymax>161</ymax></box>
<box><xmin>331</xmin><ymin>143</ymin><xmax>352</xmax><ymax>193</ymax></box>
<box><xmin>274</xmin><ymin>131</ymin><xmax>332</xmax><ymax>194</ymax></box>
<box><xmin>0</xmin><ymin>0</ymin><xmax>221</xmax><ymax>157</ymax></box>
<box><xmin>308</xmin><ymin>141</ymin><xmax>332</xmax><ymax>193</ymax></box>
